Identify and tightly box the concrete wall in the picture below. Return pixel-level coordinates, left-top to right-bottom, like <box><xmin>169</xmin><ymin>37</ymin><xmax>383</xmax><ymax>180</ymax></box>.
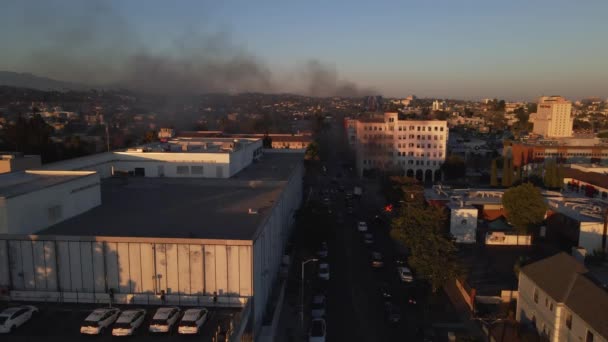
<box><xmin>0</xmin><ymin>173</ymin><xmax>101</xmax><ymax>235</ymax></box>
<box><xmin>252</xmin><ymin>160</ymin><xmax>303</xmax><ymax>335</ymax></box>
<box><xmin>0</xmin><ymin>237</ymin><xmax>252</xmax><ymax>307</ymax></box>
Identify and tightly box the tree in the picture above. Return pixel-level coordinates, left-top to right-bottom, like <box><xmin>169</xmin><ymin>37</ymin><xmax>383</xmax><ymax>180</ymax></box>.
<box><xmin>490</xmin><ymin>159</ymin><xmax>498</xmax><ymax>187</ymax></box>
<box><xmin>543</xmin><ymin>160</ymin><xmax>563</xmax><ymax>189</ymax></box>
<box><xmin>441</xmin><ymin>155</ymin><xmax>466</xmax><ymax>181</ymax></box>
<box><xmin>502</xmin><ymin>183</ymin><xmax>547</xmax><ymax>234</ymax></box>
<box><xmin>305</xmin><ymin>141</ymin><xmax>320</xmax><ymax>161</ymax></box>
<box><xmin>391</xmin><ymin>203</ymin><xmax>462</xmax><ymax>292</ymax></box>
<box><xmin>262</xmin><ymin>132</ymin><xmax>273</xmax><ymax>148</ymax></box>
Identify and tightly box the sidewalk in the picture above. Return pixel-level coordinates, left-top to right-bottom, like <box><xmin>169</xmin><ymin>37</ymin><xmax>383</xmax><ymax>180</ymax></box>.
<box><xmin>443</xmin><ymin>280</ymin><xmax>485</xmax><ymax>339</ymax></box>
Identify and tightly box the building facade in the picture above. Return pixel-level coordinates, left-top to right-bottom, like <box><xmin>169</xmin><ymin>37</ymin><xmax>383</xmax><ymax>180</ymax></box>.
<box><xmin>353</xmin><ymin>112</ymin><xmax>448</xmax><ymax>181</ymax></box>
<box><xmin>532</xmin><ymin>96</ymin><xmax>574</xmax><ymax>138</ymax></box>
<box><xmin>517</xmin><ymin>253</ymin><xmax>608</xmax><ymax>342</ymax></box>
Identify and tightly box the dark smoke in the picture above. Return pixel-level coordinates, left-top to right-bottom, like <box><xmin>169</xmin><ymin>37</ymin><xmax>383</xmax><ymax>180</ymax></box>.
<box><xmin>6</xmin><ymin>1</ymin><xmax>373</xmax><ymax>97</ymax></box>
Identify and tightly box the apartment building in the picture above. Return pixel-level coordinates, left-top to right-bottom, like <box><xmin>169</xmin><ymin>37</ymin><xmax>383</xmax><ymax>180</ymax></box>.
<box><xmin>533</xmin><ymin>96</ymin><xmax>574</xmax><ymax>138</ymax></box>
<box><xmin>517</xmin><ymin>253</ymin><xmax>608</xmax><ymax>342</ymax></box>
<box><xmin>353</xmin><ymin>112</ymin><xmax>448</xmax><ymax>181</ymax></box>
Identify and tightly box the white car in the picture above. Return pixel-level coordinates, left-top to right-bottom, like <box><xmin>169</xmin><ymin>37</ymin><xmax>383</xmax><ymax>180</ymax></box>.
<box><xmin>357</xmin><ymin>221</ymin><xmax>368</xmax><ymax>232</ymax></box>
<box><xmin>309</xmin><ymin>318</ymin><xmax>326</xmax><ymax>342</ymax></box>
<box><xmin>397</xmin><ymin>266</ymin><xmax>414</xmax><ymax>283</ymax></box>
<box><xmin>318</xmin><ymin>262</ymin><xmax>330</xmax><ymax>280</ymax></box>
<box><xmin>0</xmin><ymin>305</ymin><xmax>38</xmax><ymax>334</ymax></box>
<box><xmin>177</xmin><ymin>308</ymin><xmax>209</xmax><ymax>335</ymax></box>
<box><xmin>111</xmin><ymin>309</ymin><xmax>146</xmax><ymax>336</ymax></box>
<box><xmin>80</xmin><ymin>307</ymin><xmax>120</xmax><ymax>335</ymax></box>
<box><xmin>316</xmin><ymin>242</ymin><xmax>328</xmax><ymax>258</ymax></box>
<box><xmin>311</xmin><ymin>295</ymin><xmax>326</xmax><ymax>318</ymax></box>
<box><xmin>149</xmin><ymin>307</ymin><xmax>181</xmax><ymax>333</ymax></box>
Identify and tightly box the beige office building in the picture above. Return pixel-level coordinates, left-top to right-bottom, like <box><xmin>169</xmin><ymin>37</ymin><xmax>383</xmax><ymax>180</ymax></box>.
<box><xmin>532</xmin><ymin>96</ymin><xmax>573</xmax><ymax>138</ymax></box>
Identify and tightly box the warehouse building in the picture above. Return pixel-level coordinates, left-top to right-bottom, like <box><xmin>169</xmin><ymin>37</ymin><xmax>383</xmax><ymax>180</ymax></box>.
<box><xmin>0</xmin><ymin>140</ymin><xmax>303</xmax><ymax>338</ymax></box>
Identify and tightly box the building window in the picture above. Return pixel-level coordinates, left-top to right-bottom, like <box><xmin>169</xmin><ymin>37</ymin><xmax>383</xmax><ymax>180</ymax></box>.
<box><xmin>586</xmin><ymin>330</ymin><xmax>594</xmax><ymax>342</ymax></box>
<box><xmin>191</xmin><ymin>166</ymin><xmax>204</xmax><ymax>174</ymax></box>
<box><xmin>534</xmin><ymin>288</ymin><xmax>539</xmax><ymax>303</ymax></box>
<box><xmin>177</xmin><ymin>166</ymin><xmax>189</xmax><ymax>175</ymax></box>
<box><xmin>565</xmin><ymin>312</ymin><xmax>572</xmax><ymax>329</ymax></box>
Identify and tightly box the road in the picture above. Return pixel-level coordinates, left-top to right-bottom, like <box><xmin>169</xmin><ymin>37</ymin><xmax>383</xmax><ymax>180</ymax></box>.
<box><xmin>297</xmin><ymin>117</ymin><xmax>430</xmax><ymax>341</ymax></box>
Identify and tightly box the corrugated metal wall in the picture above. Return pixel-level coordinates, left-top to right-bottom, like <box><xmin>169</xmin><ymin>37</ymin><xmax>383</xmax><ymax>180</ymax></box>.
<box><xmin>0</xmin><ymin>239</ymin><xmax>251</xmax><ymax>302</ymax></box>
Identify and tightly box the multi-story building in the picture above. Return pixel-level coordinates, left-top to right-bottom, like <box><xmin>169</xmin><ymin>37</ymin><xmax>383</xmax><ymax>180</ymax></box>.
<box><xmin>532</xmin><ymin>96</ymin><xmax>574</xmax><ymax>138</ymax></box>
<box><xmin>506</xmin><ymin>141</ymin><xmax>608</xmax><ymax>167</ymax></box>
<box><xmin>352</xmin><ymin>112</ymin><xmax>448</xmax><ymax>181</ymax></box>
<box><xmin>516</xmin><ymin>253</ymin><xmax>608</xmax><ymax>342</ymax></box>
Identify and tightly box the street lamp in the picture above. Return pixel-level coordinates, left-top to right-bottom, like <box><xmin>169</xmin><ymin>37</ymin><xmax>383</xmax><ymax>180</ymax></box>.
<box><xmin>301</xmin><ymin>258</ymin><xmax>318</xmax><ymax>329</ymax></box>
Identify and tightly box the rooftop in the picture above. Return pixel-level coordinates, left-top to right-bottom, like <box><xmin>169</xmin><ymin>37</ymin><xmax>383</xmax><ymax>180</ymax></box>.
<box><xmin>0</xmin><ymin>170</ymin><xmax>97</xmax><ymax>199</ymax></box>
<box><xmin>521</xmin><ymin>253</ymin><xmax>608</xmax><ymax>339</ymax></box>
<box><xmin>38</xmin><ymin>152</ymin><xmax>302</xmax><ymax>241</ymax></box>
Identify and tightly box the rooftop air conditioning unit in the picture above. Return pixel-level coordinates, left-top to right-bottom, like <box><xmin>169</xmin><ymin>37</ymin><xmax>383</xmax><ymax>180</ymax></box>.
<box><xmin>248</xmin><ymin>208</ymin><xmax>258</xmax><ymax>215</ymax></box>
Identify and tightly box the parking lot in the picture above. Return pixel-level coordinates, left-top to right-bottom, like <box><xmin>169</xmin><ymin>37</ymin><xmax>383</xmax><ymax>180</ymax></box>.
<box><xmin>0</xmin><ymin>302</ymin><xmax>240</xmax><ymax>341</ymax></box>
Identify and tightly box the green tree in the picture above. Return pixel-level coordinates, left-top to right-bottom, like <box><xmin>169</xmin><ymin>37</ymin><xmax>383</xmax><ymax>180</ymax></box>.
<box><xmin>543</xmin><ymin>160</ymin><xmax>563</xmax><ymax>189</ymax></box>
<box><xmin>502</xmin><ymin>183</ymin><xmax>547</xmax><ymax>234</ymax></box>
<box><xmin>490</xmin><ymin>159</ymin><xmax>498</xmax><ymax>187</ymax></box>
<box><xmin>305</xmin><ymin>141</ymin><xmax>320</xmax><ymax>161</ymax></box>
<box><xmin>391</xmin><ymin>203</ymin><xmax>462</xmax><ymax>292</ymax></box>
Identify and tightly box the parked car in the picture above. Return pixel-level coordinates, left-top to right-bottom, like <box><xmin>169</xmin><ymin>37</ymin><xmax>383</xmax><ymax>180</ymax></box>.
<box><xmin>111</xmin><ymin>309</ymin><xmax>146</xmax><ymax>336</ymax></box>
<box><xmin>311</xmin><ymin>295</ymin><xmax>326</xmax><ymax>318</ymax></box>
<box><xmin>80</xmin><ymin>307</ymin><xmax>120</xmax><ymax>335</ymax></box>
<box><xmin>363</xmin><ymin>233</ymin><xmax>374</xmax><ymax>244</ymax></box>
<box><xmin>309</xmin><ymin>318</ymin><xmax>326</xmax><ymax>342</ymax></box>
<box><xmin>317</xmin><ymin>242</ymin><xmax>328</xmax><ymax>258</ymax></box>
<box><xmin>357</xmin><ymin>221</ymin><xmax>368</xmax><ymax>232</ymax></box>
<box><xmin>178</xmin><ymin>308</ymin><xmax>209</xmax><ymax>335</ymax></box>
<box><xmin>0</xmin><ymin>306</ymin><xmax>38</xmax><ymax>334</ymax></box>
<box><xmin>371</xmin><ymin>252</ymin><xmax>384</xmax><ymax>268</ymax></box>
<box><xmin>397</xmin><ymin>266</ymin><xmax>414</xmax><ymax>283</ymax></box>
<box><xmin>318</xmin><ymin>262</ymin><xmax>330</xmax><ymax>280</ymax></box>
<box><xmin>379</xmin><ymin>284</ymin><xmax>392</xmax><ymax>300</ymax></box>
<box><xmin>384</xmin><ymin>302</ymin><xmax>401</xmax><ymax>323</ymax></box>
<box><xmin>149</xmin><ymin>307</ymin><xmax>181</xmax><ymax>333</ymax></box>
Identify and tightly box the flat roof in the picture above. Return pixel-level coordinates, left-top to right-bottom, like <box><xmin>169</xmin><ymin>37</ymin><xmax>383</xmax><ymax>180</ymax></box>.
<box><xmin>0</xmin><ymin>170</ymin><xmax>97</xmax><ymax>199</ymax></box>
<box><xmin>38</xmin><ymin>152</ymin><xmax>303</xmax><ymax>240</ymax></box>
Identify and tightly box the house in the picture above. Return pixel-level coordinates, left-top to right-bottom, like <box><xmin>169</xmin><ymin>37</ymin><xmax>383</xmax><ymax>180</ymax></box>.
<box><xmin>516</xmin><ymin>253</ymin><xmax>608</xmax><ymax>342</ymax></box>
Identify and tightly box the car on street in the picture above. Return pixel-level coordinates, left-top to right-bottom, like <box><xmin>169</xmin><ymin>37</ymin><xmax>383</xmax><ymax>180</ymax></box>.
<box><xmin>357</xmin><ymin>221</ymin><xmax>368</xmax><ymax>232</ymax></box>
<box><xmin>0</xmin><ymin>305</ymin><xmax>38</xmax><ymax>334</ymax></box>
<box><xmin>371</xmin><ymin>252</ymin><xmax>384</xmax><ymax>268</ymax></box>
<box><xmin>177</xmin><ymin>308</ymin><xmax>209</xmax><ymax>335</ymax></box>
<box><xmin>379</xmin><ymin>283</ymin><xmax>392</xmax><ymax>300</ymax></box>
<box><xmin>407</xmin><ymin>294</ymin><xmax>418</xmax><ymax>305</ymax></box>
<box><xmin>363</xmin><ymin>233</ymin><xmax>374</xmax><ymax>244</ymax></box>
<box><xmin>318</xmin><ymin>262</ymin><xmax>330</xmax><ymax>280</ymax></box>
<box><xmin>316</xmin><ymin>242</ymin><xmax>328</xmax><ymax>258</ymax></box>
<box><xmin>80</xmin><ymin>307</ymin><xmax>120</xmax><ymax>335</ymax></box>
<box><xmin>111</xmin><ymin>309</ymin><xmax>146</xmax><ymax>336</ymax></box>
<box><xmin>149</xmin><ymin>307</ymin><xmax>181</xmax><ymax>333</ymax></box>
<box><xmin>309</xmin><ymin>318</ymin><xmax>326</xmax><ymax>342</ymax></box>
<box><xmin>311</xmin><ymin>295</ymin><xmax>326</xmax><ymax>318</ymax></box>
<box><xmin>384</xmin><ymin>302</ymin><xmax>401</xmax><ymax>324</ymax></box>
<box><xmin>397</xmin><ymin>266</ymin><xmax>414</xmax><ymax>283</ymax></box>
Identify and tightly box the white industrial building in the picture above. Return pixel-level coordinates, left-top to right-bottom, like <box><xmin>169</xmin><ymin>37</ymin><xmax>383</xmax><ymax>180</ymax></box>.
<box><xmin>0</xmin><ymin>137</ymin><xmax>302</xmax><ymax>339</ymax></box>
<box><xmin>351</xmin><ymin>112</ymin><xmax>448</xmax><ymax>181</ymax></box>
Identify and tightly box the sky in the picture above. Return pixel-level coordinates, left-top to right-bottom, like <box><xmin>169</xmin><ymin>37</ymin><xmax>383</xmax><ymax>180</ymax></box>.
<box><xmin>1</xmin><ymin>0</ymin><xmax>607</xmax><ymax>100</ymax></box>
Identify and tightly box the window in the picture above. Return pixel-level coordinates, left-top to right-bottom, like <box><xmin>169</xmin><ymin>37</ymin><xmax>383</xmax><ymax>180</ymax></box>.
<box><xmin>549</xmin><ymin>302</ymin><xmax>553</xmax><ymax>311</ymax></box>
<box><xmin>534</xmin><ymin>288</ymin><xmax>539</xmax><ymax>303</ymax></box>
<box><xmin>191</xmin><ymin>166</ymin><xmax>204</xmax><ymax>174</ymax></box>
<box><xmin>176</xmin><ymin>166</ymin><xmax>189</xmax><ymax>175</ymax></box>
<box><xmin>565</xmin><ymin>312</ymin><xmax>572</xmax><ymax>329</ymax></box>
<box><xmin>586</xmin><ymin>330</ymin><xmax>594</xmax><ymax>342</ymax></box>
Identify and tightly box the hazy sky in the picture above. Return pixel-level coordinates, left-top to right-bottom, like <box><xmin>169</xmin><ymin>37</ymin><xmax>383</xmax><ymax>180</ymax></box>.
<box><xmin>1</xmin><ymin>0</ymin><xmax>607</xmax><ymax>100</ymax></box>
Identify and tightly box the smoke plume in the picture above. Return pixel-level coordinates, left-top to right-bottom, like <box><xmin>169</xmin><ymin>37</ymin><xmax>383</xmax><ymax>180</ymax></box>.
<box><xmin>4</xmin><ymin>1</ymin><xmax>373</xmax><ymax>97</ymax></box>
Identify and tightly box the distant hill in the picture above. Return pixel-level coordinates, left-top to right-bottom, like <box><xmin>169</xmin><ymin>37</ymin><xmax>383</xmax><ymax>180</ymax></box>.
<box><xmin>0</xmin><ymin>71</ymin><xmax>89</xmax><ymax>91</ymax></box>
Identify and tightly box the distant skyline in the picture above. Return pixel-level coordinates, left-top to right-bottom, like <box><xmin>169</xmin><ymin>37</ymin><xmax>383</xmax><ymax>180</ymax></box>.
<box><xmin>1</xmin><ymin>0</ymin><xmax>607</xmax><ymax>100</ymax></box>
